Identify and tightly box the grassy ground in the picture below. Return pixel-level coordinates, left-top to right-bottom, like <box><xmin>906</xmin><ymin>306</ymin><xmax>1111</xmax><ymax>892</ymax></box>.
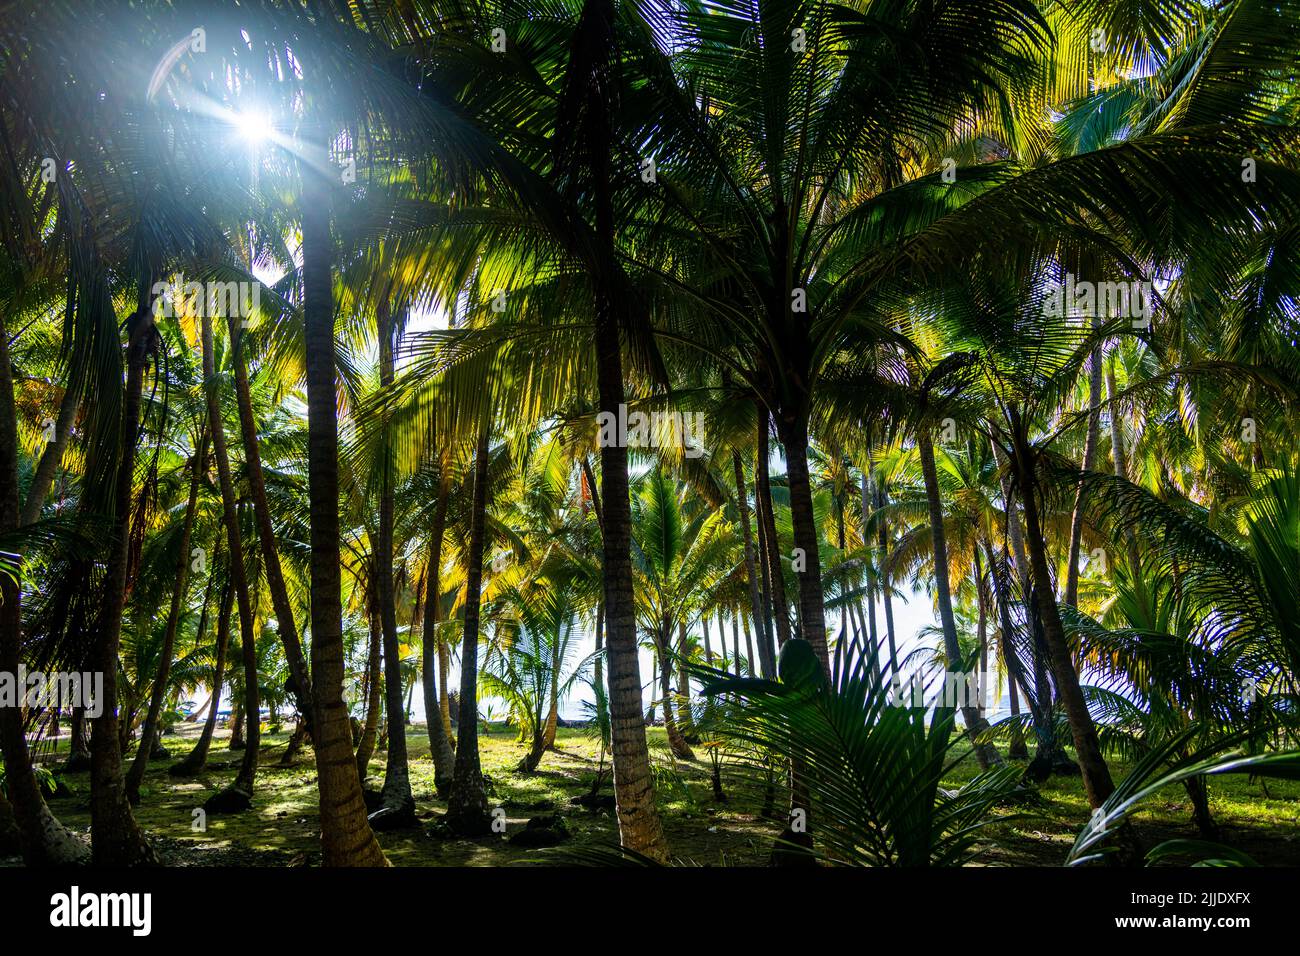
<box><xmin>21</xmin><ymin>720</ymin><xmax>1300</xmax><ymax>866</ymax></box>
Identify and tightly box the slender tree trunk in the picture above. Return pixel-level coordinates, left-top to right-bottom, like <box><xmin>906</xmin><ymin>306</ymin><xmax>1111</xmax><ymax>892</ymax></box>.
<box><xmin>1064</xmin><ymin>327</ymin><xmax>1103</xmax><ymax>607</ymax></box>
<box><xmin>1185</xmin><ymin>775</ymin><xmax>1218</xmax><ymax>839</ymax></box>
<box><xmin>301</xmin><ymin>153</ymin><xmax>385</xmax><ymax>866</ymax></box>
<box><xmin>985</xmin><ymin>541</ymin><xmax>1030</xmax><ymax>759</ymax></box>
<box><xmin>1011</xmin><ymin>425</ymin><xmax>1116</xmax><ymax>808</ymax></box>
<box><xmin>875</xmin><ymin>482</ymin><xmax>898</xmax><ymax>676</ymax></box>
<box><xmin>542</xmin><ymin>622</ymin><xmax>562</xmax><ymax>751</ymax></box>
<box><xmin>374</xmin><ymin>304</ymin><xmax>414</xmax><ymax>825</ymax></box>
<box><xmin>577</xmin><ymin>0</ymin><xmax>670</xmax><ymax>856</ymax></box>
<box><xmin>733</xmin><ymin>452</ymin><xmax>773</xmax><ymax>676</ymax></box>
<box><xmin>90</xmin><ymin>294</ymin><xmax>156</xmax><ymax>866</ymax></box>
<box><xmin>64</xmin><ymin>705</ymin><xmax>91</xmax><ymax>772</ymax></box>
<box><xmin>201</xmin><ymin>310</ymin><xmax>259</xmax><ymax>801</ymax></box>
<box><xmin>731</xmin><ymin>613</ymin><xmax>742</xmax><ymax>676</ymax></box>
<box><xmin>226</xmin><ymin>314</ymin><xmax>313</xmax><ymax>729</ymax></box>
<box><xmin>918</xmin><ymin>426</ymin><xmax>1001</xmax><ymax>768</ymax></box>
<box><xmin>171</xmin><ymin>577</ymin><xmax>234</xmax><ymax>776</ymax></box>
<box><xmin>594</xmin><ymin>602</ymin><xmax>605</xmax><ymax>695</ymax></box>
<box><xmin>676</xmin><ymin>621</ymin><xmax>695</xmax><ymax>740</ymax></box>
<box><xmin>355</xmin><ymin>602</ymin><xmax>382</xmax><ymax>779</ymax></box>
<box><xmin>1106</xmin><ymin>357</ymin><xmax>1148</xmax><ymax>612</ymax></box>
<box><xmin>439</xmin><ymin>641</ymin><xmax>454</xmax><ymax>745</ymax></box>
<box><xmin>126</xmin><ymin>429</ymin><xmax>208</xmax><ymax>804</ymax></box>
<box><xmin>229</xmin><ymin>701</ymin><xmax>246</xmax><ymax>750</ymax></box>
<box><xmin>0</xmin><ymin>305</ymin><xmax>85</xmax><ymax>865</ymax></box>
<box><xmin>446</xmin><ymin>424</ymin><xmax>493</xmax><ymax>834</ymax></box>
<box><xmin>421</xmin><ymin>473</ymin><xmax>455</xmax><ymax>796</ymax></box>
<box><xmin>658</xmin><ymin>627</ymin><xmax>694</xmax><ymax>761</ymax></box>
<box><xmin>997</xmin><ymin>459</ymin><xmax>1062</xmax><ymax>760</ymax></box>
<box><xmin>755</xmin><ymin>413</ymin><xmax>791</xmax><ymax>648</ymax></box>
<box><xmin>19</xmin><ymin>374</ymin><xmax>79</xmax><ymax>527</ymax></box>
<box><xmin>774</xmin><ymin>413</ymin><xmax>829</xmax><ymax>672</ymax></box>
<box><xmin>974</xmin><ymin>549</ymin><xmax>989</xmax><ymax>722</ymax></box>
<box><xmin>742</xmin><ymin>615</ymin><xmax>755</xmax><ymax>677</ymax></box>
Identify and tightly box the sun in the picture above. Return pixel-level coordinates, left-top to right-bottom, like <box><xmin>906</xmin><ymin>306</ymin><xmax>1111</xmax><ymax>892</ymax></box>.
<box><xmin>233</xmin><ymin>108</ymin><xmax>273</xmax><ymax>144</ymax></box>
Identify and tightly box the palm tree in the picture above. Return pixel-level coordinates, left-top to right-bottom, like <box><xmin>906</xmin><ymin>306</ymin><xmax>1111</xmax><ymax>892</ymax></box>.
<box><xmin>301</xmin><ymin>147</ymin><xmax>386</xmax><ymax>865</ymax></box>
<box><xmin>445</xmin><ymin>423</ymin><xmax>493</xmax><ymax>834</ymax></box>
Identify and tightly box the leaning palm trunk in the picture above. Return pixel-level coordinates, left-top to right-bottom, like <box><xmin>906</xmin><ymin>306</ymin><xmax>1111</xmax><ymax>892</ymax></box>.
<box><xmin>1010</xmin><ymin>429</ymin><xmax>1115</xmax><ymax>808</ymax></box>
<box><xmin>421</xmin><ymin>474</ymin><xmax>455</xmax><ymax>796</ymax></box>
<box><xmin>126</xmin><ymin>429</ymin><xmax>208</xmax><ymax>804</ymax></box>
<box><xmin>918</xmin><ymin>427</ymin><xmax>1001</xmax><ymax>770</ymax></box>
<box><xmin>226</xmin><ymin>315</ymin><xmax>314</xmax><ymax>731</ymax></box>
<box><xmin>19</xmin><ymin>372</ymin><xmax>79</xmax><ymax>527</ymax></box>
<box><xmin>171</xmin><ymin>577</ymin><xmax>234</xmax><ymax>776</ymax></box>
<box><xmin>445</xmin><ymin>423</ymin><xmax>493</xmax><ymax>834</ymax></box>
<box><xmin>0</xmin><ymin>306</ymin><xmax>85</xmax><ymax>865</ymax></box>
<box><xmin>200</xmin><ymin>310</ymin><xmax>259</xmax><ymax>803</ymax></box>
<box><xmin>90</xmin><ymin>296</ymin><xmax>156</xmax><ymax>866</ymax></box>
<box><xmin>301</xmin><ymin>151</ymin><xmax>385</xmax><ymax>867</ymax></box>
<box><xmin>657</xmin><ymin>639</ymin><xmax>695</xmax><ymax>761</ymax></box>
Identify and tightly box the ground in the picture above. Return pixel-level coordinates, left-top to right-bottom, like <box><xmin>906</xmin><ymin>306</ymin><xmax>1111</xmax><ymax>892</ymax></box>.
<box><xmin>14</xmin><ymin>720</ymin><xmax>1300</xmax><ymax>866</ymax></box>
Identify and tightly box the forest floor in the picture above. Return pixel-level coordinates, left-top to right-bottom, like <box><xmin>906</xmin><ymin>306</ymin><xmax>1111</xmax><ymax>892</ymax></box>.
<box><xmin>14</xmin><ymin>720</ymin><xmax>1300</xmax><ymax>866</ymax></box>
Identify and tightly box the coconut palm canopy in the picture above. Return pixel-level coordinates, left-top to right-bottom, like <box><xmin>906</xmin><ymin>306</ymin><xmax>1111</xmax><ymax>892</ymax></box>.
<box><xmin>1</xmin><ymin>0</ymin><xmax>1299</xmax><ymax>884</ymax></box>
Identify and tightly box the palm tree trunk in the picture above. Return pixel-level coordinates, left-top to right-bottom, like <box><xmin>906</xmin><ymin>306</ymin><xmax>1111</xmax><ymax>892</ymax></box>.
<box><xmin>742</xmin><ymin>615</ymin><xmax>756</xmax><ymax>677</ymax></box>
<box><xmin>774</xmin><ymin>413</ymin><xmax>830</xmax><ymax>672</ymax></box>
<box><xmin>171</xmin><ymin>576</ymin><xmax>233</xmax><ymax>776</ymax></box>
<box><xmin>0</xmin><ymin>305</ymin><xmax>84</xmax><ymax>865</ymax></box>
<box><xmin>301</xmin><ymin>156</ymin><xmax>385</xmax><ymax>866</ymax></box>
<box><xmin>875</xmin><ymin>481</ymin><xmax>898</xmax><ymax>676</ymax></box>
<box><xmin>421</xmin><ymin>472</ymin><xmax>455</xmax><ymax>796</ymax></box>
<box><xmin>658</xmin><ymin>627</ymin><xmax>695</xmax><ymax>761</ymax></box>
<box><xmin>594</xmin><ymin>601</ymin><xmax>605</xmax><ymax>695</ymax></box>
<box><xmin>985</xmin><ymin>541</ymin><xmax>1030</xmax><ymax>759</ymax></box>
<box><xmin>1011</xmin><ymin>426</ymin><xmax>1115</xmax><ymax>808</ymax></box>
<box><xmin>226</xmin><ymin>314</ymin><xmax>313</xmax><ymax>729</ymax></box>
<box><xmin>733</xmin><ymin>451</ymin><xmax>773</xmax><ymax>676</ymax></box>
<box><xmin>201</xmin><ymin>309</ymin><xmax>259</xmax><ymax>800</ymax></box>
<box><xmin>542</xmin><ymin>623</ymin><xmax>561</xmax><ymax>750</ymax></box>
<box><xmin>439</xmin><ymin>641</ymin><xmax>454</xmax><ymax>744</ymax></box>
<box><xmin>1064</xmin><ymin>329</ymin><xmax>1103</xmax><ymax>607</ymax></box>
<box><xmin>355</xmin><ymin>602</ymin><xmax>382</xmax><ymax>779</ymax></box>
<box><xmin>19</xmin><ymin>374</ymin><xmax>78</xmax><ymax>527</ymax></box>
<box><xmin>974</xmin><ymin>549</ymin><xmax>989</xmax><ymax>722</ymax></box>
<box><xmin>676</xmin><ymin>621</ymin><xmax>695</xmax><ymax>740</ymax></box>
<box><xmin>446</xmin><ymin>423</ymin><xmax>493</xmax><ymax>834</ymax></box>
<box><xmin>755</xmin><ymin>412</ymin><xmax>791</xmax><ymax>648</ymax></box>
<box><xmin>90</xmin><ymin>295</ymin><xmax>156</xmax><ymax>866</ymax></box>
<box><xmin>997</xmin><ymin>458</ymin><xmax>1061</xmax><ymax>759</ymax></box>
<box><xmin>374</xmin><ymin>304</ymin><xmax>414</xmax><ymax>824</ymax></box>
<box><xmin>64</xmin><ymin>705</ymin><xmax>91</xmax><ymax>772</ymax></box>
<box><xmin>579</xmin><ymin>0</ymin><xmax>669</xmax><ymax>858</ymax></box>
<box><xmin>918</xmin><ymin>426</ymin><xmax>1001</xmax><ymax>769</ymax></box>
<box><xmin>126</xmin><ymin>428</ymin><xmax>207</xmax><ymax>804</ymax></box>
